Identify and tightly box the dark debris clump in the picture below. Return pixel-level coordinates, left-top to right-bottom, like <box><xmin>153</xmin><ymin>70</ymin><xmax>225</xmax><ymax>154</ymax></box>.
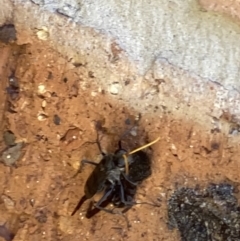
<box><xmin>167</xmin><ymin>183</ymin><xmax>240</xmax><ymax>241</ymax></box>
<box><xmin>0</xmin><ymin>24</ymin><xmax>16</xmax><ymax>43</ymax></box>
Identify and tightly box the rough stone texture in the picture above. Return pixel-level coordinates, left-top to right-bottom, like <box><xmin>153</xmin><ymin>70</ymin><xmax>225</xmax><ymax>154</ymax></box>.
<box><xmin>1</xmin><ymin>41</ymin><xmax>240</xmax><ymax>240</ymax></box>
<box><xmin>0</xmin><ymin>1</ymin><xmax>240</xmax><ymax>125</ymax></box>
<box><xmin>11</xmin><ymin>0</ymin><xmax>240</xmax><ymax>89</ymax></box>
<box><xmin>0</xmin><ymin>0</ymin><xmax>13</xmax><ymax>24</ymax></box>
<box><xmin>0</xmin><ymin>46</ymin><xmax>11</xmax><ymax>143</ymax></box>
<box><xmin>199</xmin><ymin>0</ymin><xmax>240</xmax><ymax>21</ymax></box>
<box><xmin>0</xmin><ymin>17</ymin><xmax>240</xmax><ymax>240</ymax></box>
<box><xmin>168</xmin><ymin>183</ymin><xmax>240</xmax><ymax>241</ymax></box>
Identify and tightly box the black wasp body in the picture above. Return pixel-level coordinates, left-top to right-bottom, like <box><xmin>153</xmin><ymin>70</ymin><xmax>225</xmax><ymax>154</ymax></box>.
<box><xmin>71</xmin><ymin>141</ymin><xmax>152</xmax><ymax>218</ymax></box>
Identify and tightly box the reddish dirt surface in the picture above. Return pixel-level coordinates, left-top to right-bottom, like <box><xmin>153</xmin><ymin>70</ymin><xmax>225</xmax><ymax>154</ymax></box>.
<box><xmin>0</xmin><ymin>40</ymin><xmax>240</xmax><ymax>241</ymax></box>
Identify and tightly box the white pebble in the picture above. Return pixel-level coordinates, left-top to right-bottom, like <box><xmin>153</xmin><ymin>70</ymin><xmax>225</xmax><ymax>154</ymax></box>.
<box><xmin>91</xmin><ymin>91</ymin><xmax>97</xmax><ymax>97</ymax></box>
<box><xmin>37</xmin><ymin>112</ymin><xmax>48</xmax><ymax>121</ymax></box>
<box><xmin>38</xmin><ymin>84</ymin><xmax>46</xmax><ymax>94</ymax></box>
<box><xmin>109</xmin><ymin>82</ymin><xmax>120</xmax><ymax>95</ymax></box>
<box><xmin>42</xmin><ymin>100</ymin><xmax>47</xmax><ymax>108</ymax></box>
<box><xmin>36</xmin><ymin>26</ymin><xmax>49</xmax><ymax>41</ymax></box>
<box><xmin>171</xmin><ymin>144</ymin><xmax>177</xmax><ymax>150</ymax></box>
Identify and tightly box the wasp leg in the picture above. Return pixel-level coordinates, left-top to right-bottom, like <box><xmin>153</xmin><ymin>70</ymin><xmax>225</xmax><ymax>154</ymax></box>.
<box><xmin>134</xmin><ymin>201</ymin><xmax>161</xmax><ymax>207</ymax></box>
<box><xmin>92</xmin><ymin>120</ymin><xmax>106</xmax><ymax>155</ymax></box>
<box><xmin>79</xmin><ymin>159</ymin><xmax>98</xmax><ymax>173</ymax></box>
<box><xmin>71</xmin><ymin>195</ymin><xmax>88</xmax><ymax>216</ymax></box>
<box><xmin>86</xmin><ymin>186</ymin><xmax>114</xmax><ymax>218</ymax></box>
<box><xmin>120</xmin><ymin>191</ymin><xmax>160</xmax><ymax>208</ymax></box>
<box><xmin>90</xmin><ymin>205</ymin><xmax>115</xmax><ymax>215</ymax></box>
<box><xmin>81</xmin><ymin>160</ymin><xmax>98</xmax><ymax>166</ymax></box>
<box><xmin>121</xmin><ymin>173</ymin><xmax>138</xmax><ymax>186</ymax></box>
<box><xmin>95</xmin><ymin>127</ymin><xmax>106</xmax><ymax>156</ymax></box>
<box><xmin>72</xmin><ymin>159</ymin><xmax>98</xmax><ymax>178</ymax></box>
<box><xmin>85</xmin><ymin>199</ymin><xmax>110</xmax><ymax>218</ymax></box>
<box><xmin>118</xmin><ymin>140</ymin><xmax>122</xmax><ymax>150</ymax></box>
<box><xmin>92</xmin><ymin>183</ymin><xmax>132</xmax><ymax>228</ymax></box>
<box><xmin>122</xmin><ymin>206</ymin><xmax>132</xmax><ymax>214</ymax></box>
<box><xmin>96</xmin><ymin>137</ymin><xmax>105</xmax><ymax>156</ymax></box>
<box><xmin>118</xmin><ymin>182</ymin><xmax>137</xmax><ymax>207</ymax></box>
<box><xmin>120</xmin><ymin>198</ymin><xmax>160</xmax><ymax>209</ymax></box>
<box><xmin>91</xmin><ymin>204</ymin><xmax>133</xmax><ymax>229</ymax></box>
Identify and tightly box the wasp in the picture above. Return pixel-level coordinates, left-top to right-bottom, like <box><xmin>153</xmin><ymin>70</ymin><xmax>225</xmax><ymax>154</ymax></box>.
<box><xmin>71</xmin><ymin>126</ymin><xmax>159</xmax><ymax>221</ymax></box>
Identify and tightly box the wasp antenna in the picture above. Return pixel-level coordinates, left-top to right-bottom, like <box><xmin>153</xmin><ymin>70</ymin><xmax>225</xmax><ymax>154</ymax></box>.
<box><xmin>122</xmin><ymin>137</ymin><xmax>160</xmax><ymax>175</ymax></box>
<box><xmin>118</xmin><ymin>140</ymin><xmax>123</xmax><ymax>149</ymax></box>
<box><xmin>128</xmin><ymin>137</ymin><xmax>160</xmax><ymax>155</ymax></box>
<box><xmin>122</xmin><ymin>154</ymin><xmax>129</xmax><ymax>175</ymax></box>
<box><xmin>96</xmin><ymin>132</ymin><xmax>106</xmax><ymax>156</ymax></box>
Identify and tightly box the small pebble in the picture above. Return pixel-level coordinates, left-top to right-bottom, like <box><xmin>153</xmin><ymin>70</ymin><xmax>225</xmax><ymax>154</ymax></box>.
<box><xmin>42</xmin><ymin>100</ymin><xmax>47</xmax><ymax>108</ymax></box>
<box><xmin>91</xmin><ymin>91</ymin><xmax>97</xmax><ymax>97</ymax></box>
<box><xmin>3</xmin><ymin>130</ymin><xmax>16</xmax><ymax>146</ymax></box>
<box><xmin>125</xmin><ymin>118</ymin><xmax>131</xmax><ymax>125</ymax></box>
<box><xmin>36</xmin><ymin>26</ymin><xmax>49</xmax><ymax>41</ymax></box>
<box><xmin>53</xmin><ymin>114</ymin><xmax>61</xmax><ymax>125</ymax></box>
<box><xmin>38</xmin><ymin>84</ymin><xmax>46</xmax><ymax>94</ymax></box>
<box><xmin>37</xmin><ymin>113</ymin><xmax>48</xmax><ymax>121</ymax></box>
<box><xmin>1</xmin><ymin>142</ymin><xmax>23</xmax><ymax>166</ymax></box>
<box><xmin>30</xmin><ymin>199</ymin><xmax>35</xmax><ymax>207</ymax></box>
<box><xmin>130</xmin><ymin>126</ymin><xmax>138</xmax><ymax>136</ymax></box>
<box><xmin>1</xmin><ymin>194</ymin><xmax>15</xmax><ymax>210</ymax></box>
<box><xmin>109</xmin><ymin>82</ymin><xmax>120</xmax><ymax>95</ymax></box>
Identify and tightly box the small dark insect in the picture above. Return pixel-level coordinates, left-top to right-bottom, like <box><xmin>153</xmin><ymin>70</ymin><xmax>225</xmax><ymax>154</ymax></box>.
<box><xmin>71</xmin><ymin>132</ymin><xmax>159</xmax><ymax>221</ymax></box>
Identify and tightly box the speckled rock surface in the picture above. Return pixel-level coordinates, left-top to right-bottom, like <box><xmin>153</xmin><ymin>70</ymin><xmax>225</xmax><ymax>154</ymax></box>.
<box><xmin>0</xmin><ymin>2</ymin><xmax>240</xmax><ymax>240</ymax></box>
<box><xmin>0</xmin><ymin>0</ymin><xmax>239</xmax><ymax>125</ymax></box>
